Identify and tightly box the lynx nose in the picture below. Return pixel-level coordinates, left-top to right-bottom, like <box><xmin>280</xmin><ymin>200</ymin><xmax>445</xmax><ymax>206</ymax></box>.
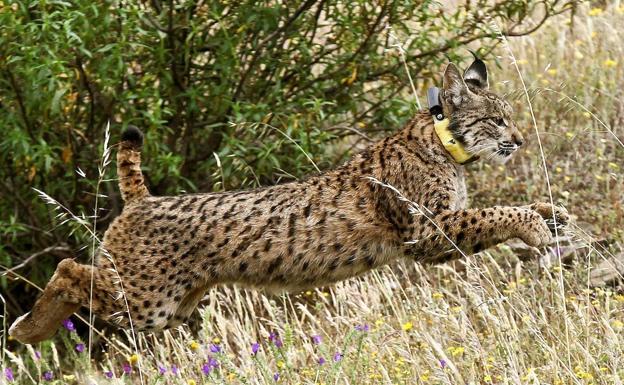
<box><xmin>512</xmin><ymin>133</ymin><xmax>524</xmax><ymax>147</ymax></box>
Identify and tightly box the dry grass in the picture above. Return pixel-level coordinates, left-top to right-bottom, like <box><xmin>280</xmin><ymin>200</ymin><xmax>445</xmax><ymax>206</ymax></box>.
<box><xmin>2</xmin><ymin>3</ymin><xmax>624</xmax><ymax>385</ymax></box>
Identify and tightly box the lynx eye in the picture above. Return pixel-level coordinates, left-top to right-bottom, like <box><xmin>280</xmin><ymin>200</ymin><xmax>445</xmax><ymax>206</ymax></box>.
<box><xmin>493</xmin><ymin>117</ymin><xmax>506</xmax><ymax>127</ymax></box>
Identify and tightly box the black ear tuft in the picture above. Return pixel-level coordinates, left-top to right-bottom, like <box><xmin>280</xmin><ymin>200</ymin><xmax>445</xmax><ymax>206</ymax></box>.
<box><xmin>463</xmin><ymin>58</ymin><xmax>489</xmax><ymax>89</ymax></box>
<box><xmin>121</xmin><ymin>125</ymin><xmax>143</xmax><ymax>148</ymax></box>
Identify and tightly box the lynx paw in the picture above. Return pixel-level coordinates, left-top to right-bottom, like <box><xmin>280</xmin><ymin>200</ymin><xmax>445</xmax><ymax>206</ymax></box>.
<box><xmin>528</xmin><ymin>202</ymin><xmax>569</xmax><ymax>234</ymax></box>
<box><xmin>516</xmin><ymin>210</ymin><xmax>553</xmax><ymax>248</ymax></box>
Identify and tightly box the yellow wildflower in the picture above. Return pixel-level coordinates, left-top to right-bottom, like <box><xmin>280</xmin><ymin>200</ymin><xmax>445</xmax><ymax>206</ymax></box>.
<box><xmin>611</xmin><ymin>320</ymin><xmax>624</xmax><ymax>330</ymax></box>
<box><xmin>588</xmin><ymin>7</ymin><xmax>603</xmax><ymax>16</ymax></box>
<box><xmin>419</xmin><ymin>370</ymin><xmax>431</xmax><ymax>381</ymax></box>
<box><xmin>432</xmin><ymin>292</ymin><xmax>444</xmax><ymax>300</ymax></box>
<box><xmin>277</xmin><ymin>360</ymin><xmax>285</xmax><ymax>369</ymax></box>
<box><xmin>447</xmin><ymin>346</ymin><xmax>465</xmax><ymax>357</ymax></box>
<box><xmin>128</xmin><ymin>354</ymin><xmax>139</xmax><ymax>365</ymax></box>
<box><xmin>603</xmin><ymin>59</ymin><xmax>618</xmax><ymax>68</ymax></box>
<box><xmin>189</xmin><ymin>341</ymin><xmax>200</xmax><ymax>351</ymax></box>
<box><xmin>547</xmin><ymin>68</ymin><xmax>558</xmax><ymax>76</ymax></box>
<box><xmin>615</xmin><ymin>294</ymin><xmax>624</xmax><ymax>302</ymax></box>
<box><xmin>375</xmin><ymin>319</ymin><xmax>384</xmax><ymax>327</ymax></box>
<box><xmin>188</xmin><ymin>380</ymin><xmax>197</xmax><ymax>385</ymax></box>
<box><xmin>574</xmin><ymin>365</ymin><xmax>594</xmax><ymax>380</ymax></box>
<box><xmin>212</xmin><ymin>337</ymin><xmax>221</xmax><ymax>344</ymax></box>
<box><xmin>521</xmin><ymin>367</ymin><xmax>536</xmax><ymax>381</ymax></box>
<box><xmin>402</xmin><ymin>321</ymin><xmax>413</xmax><ymax>331</ymax></box>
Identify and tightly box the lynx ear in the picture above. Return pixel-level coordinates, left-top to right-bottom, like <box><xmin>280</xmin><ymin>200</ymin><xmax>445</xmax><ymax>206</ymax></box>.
<box><xmin>463</xmin><ymin>58</ymin><xmax>489</xmax><ymax>89</ymax></box>
<box><xmin>442</xmin><ymin>63</ymin><xmax>469</xmax><ymax>107</ymax></box>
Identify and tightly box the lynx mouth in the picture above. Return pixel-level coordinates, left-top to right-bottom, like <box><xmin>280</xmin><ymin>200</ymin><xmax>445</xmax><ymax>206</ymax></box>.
<box><xmin>492</xmin><ymin>143</ymin><xmax>519</xmax><ymax>162</ymax></box>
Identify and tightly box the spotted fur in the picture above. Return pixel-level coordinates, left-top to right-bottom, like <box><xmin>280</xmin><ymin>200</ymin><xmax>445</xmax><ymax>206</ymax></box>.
<box><xmin>9</xmin><ymin>60</ymin><xmax>568</xmax><ymax>344</ymax></box>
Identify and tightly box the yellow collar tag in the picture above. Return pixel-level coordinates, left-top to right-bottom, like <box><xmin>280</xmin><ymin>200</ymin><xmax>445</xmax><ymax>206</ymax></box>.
<box><xmin>433</xmin><ymin>117</ymin><xmax>475</xmax><ymax>165</ymax></box>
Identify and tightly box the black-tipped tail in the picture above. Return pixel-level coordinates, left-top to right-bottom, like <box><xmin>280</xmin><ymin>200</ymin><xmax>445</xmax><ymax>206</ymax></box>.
<box><xmin>118</xmin><ymin>125</ymin><xmax>149</xmax><ymax>202</ymax></box>
<box><xmin>121</xmin><ymin>125</ymin><xmax>143</xmax><ymax>148</ymax></box>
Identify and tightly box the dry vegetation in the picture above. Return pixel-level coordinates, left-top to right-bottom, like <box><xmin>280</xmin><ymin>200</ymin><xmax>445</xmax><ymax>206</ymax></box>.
<box><xmin>2</xmin><ymin>3</ymin><xmax>624</xmax><ymax>385</ymax></box>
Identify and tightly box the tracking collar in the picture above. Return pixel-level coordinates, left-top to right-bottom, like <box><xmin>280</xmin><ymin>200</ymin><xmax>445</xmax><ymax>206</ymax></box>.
<box><xmin>427</xmin><ymin>87</ymin><xmax>478</xmax><ymax>165</ymax></box>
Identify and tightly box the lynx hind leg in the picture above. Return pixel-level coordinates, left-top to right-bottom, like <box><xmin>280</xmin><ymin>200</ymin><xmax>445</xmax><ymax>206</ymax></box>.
<box><xmin>166</xmin><ymin>286</ymin><xmax>208</xmax><ymax>329</ymax></box>
<box><xmin>185</xmin><ymin>309</ymin><xmax>204</xmax><ymax>338</ymax></box>
<box><xmin>9</xmin><ymin>259</ymin><xmax>88</xmax><ymax>344</ymax></box>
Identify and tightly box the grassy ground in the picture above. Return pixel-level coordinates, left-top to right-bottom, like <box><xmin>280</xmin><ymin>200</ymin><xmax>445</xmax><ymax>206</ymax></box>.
<box><xmin>2</xmin><ymin>3</ymin><xmax>624</xmax><ymax>384</ymax></box>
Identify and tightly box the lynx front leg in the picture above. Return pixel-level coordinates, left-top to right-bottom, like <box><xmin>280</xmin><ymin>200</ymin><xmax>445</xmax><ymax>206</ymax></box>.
<box><xmin>406</xmin><ymin>206</ymin><xmax>553</xmax><ymax>264</ymax></box>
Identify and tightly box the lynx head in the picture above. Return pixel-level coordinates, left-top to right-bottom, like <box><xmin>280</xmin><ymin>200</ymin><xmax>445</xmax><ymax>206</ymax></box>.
<box><xmin>441</xmin><ymin>59</ymin><xmax>524</xmax><ymax>163</ymax></box>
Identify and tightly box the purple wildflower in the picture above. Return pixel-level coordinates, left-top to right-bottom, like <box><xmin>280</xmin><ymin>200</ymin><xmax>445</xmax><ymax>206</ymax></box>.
<box><xmin>251</xmin><ymin>342</ymin><xmax>260</xmax><ymax>355</ymax></box>
<box><xmin>5</xmin><ymin>368</ymin><xmax>14</xmax><ymax>382</ymax></box>
<box><xmin>35</xmin><ymin>351</ymin><xmax>42</xmax><ymax>360</ymax></box>
<box><xmin>318</xmin><ymin>357</ymin><xmax>326</xmax><ymax>366</ymax></box>
<box><xmin>75</xmin><ymin>343</ymin><xmax>85</xmax><ymax>353</ymax></box>
<box><xmin>439</xmin><ymin>359</ymin><xmax>447</xmax><ymax>369</ymax></box>
<box><xmin>311</xmin><ymin>335</ymin><xmax>322</xmax><ymax>345</ymax></box>
<box><xmin>273</xmin><ymin>372</ymin><xmax>280</xmax><ymax>381</ymax></box>
<box><xmin>122</xmin><ymin>363</ymin><xmax>132</xmax><ymax>375</ymax></box>
<box><xmin>171</xmin><ymin>365</ymin><xmax>179</xmax><ymax>375</ymax></box>
<box><xmin>104</xmin><ymin>371</ymin><xmax>114</xmax><ymax>379</ymax></box>
<box><xmin>201</xmin><ymin>355</ymin><xmax>219</xmax><ymax>375</ymax></box>
<box><xmin>62</xmin><ymin>319</ymin><xmax>76</xmax><ymax>332</ymax></box>
<box><xmin>43</xmin><ymin>371</ymin><xmax>54</xmax><ymax>381</ymax></box>
<box><xmin>209</xmin><ymin>344</ymin><xmax>221</xmax><ymax>353</ymax></box>
<box><xmin>355</xmin><ymin>324</ymin><xmax>369</xmax><ymax>332</ymax></box>
<box><xmin>268</xmin><ymin>331</ymin><xmax>283</xmax><ymax>347</ymax></box>
<box><xmin>158</xmin><ymin>365</ymin><xmax>167</xmax><ymax>375</ymax></box>
<box><xmin>333</xmin><ymin>352</ymin><xmax>343</xmax><ymax>362</ymax></box>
